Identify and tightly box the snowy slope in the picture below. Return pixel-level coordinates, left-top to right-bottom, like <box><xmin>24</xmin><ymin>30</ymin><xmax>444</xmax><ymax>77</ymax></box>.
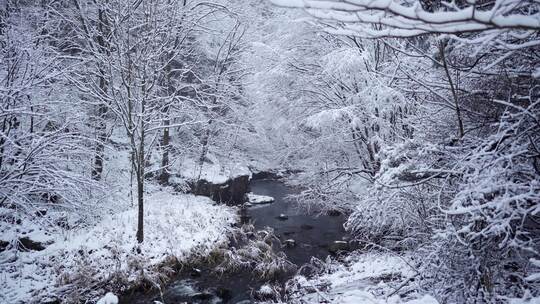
<box><xmin>0</xmin><ymin>191</ymin><xmax>237</xmax><ymax>303</ymax></box>
<box><xmin>287</xmin><ymin>251</ymin><xmax>437</xmax><ymax>304</ymax></box>
<box><xmin>178</xmin><ymin>157</ymin><xmax>251</xmax><ymax>184</ymax></box>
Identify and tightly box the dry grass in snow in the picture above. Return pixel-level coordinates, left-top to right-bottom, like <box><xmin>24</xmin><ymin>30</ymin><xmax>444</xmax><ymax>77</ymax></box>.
<box><xmin>0</xmin><ymin>191</ymin><xmax>237</xmax><ymax>303</ymax></box>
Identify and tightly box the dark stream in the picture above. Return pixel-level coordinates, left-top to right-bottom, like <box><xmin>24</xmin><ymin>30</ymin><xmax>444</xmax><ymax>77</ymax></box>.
<box><xmin>121</xmin><ymin>179</ymin><xmax>347</xmax><ymax>303</ymax></box>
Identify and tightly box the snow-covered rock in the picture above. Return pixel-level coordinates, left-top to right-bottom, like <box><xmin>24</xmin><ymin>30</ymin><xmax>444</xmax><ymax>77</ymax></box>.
<box><xmin>190</xmin><ymin>174</ymin><xmax>250</xmax><ymax>205</ymax></box>
<box><xmin>259</xmin><ymin>284</ymin><xmax>274</xmax><ymax>295</ymax></box>
<box><xmin>283</xmin><ymin>239</ymin><xmax>296</xmax><ymax>248</ymax></box>
<box><xmin>277</xmin><ymin>213</ymin><xmax>288</xmax><ymax>220</ymax></box>
<box><xmin>254</xmin><ymin>284</ymin><xmax>279</xmax><ymax>301</ymax></box>
<box><xmin>96</xmin><ymin>292</ymin><xmax>118</xmax><ymax>304</ymax></box>
<box><xmin>328</xmin><ymin>240</ymin><xmax>350</xmax><ymax>254</ymax></box>
<box><xmin>246</xmin><ymin>193</ymin><xmax>275</xmax><ymax>204</ymax></box>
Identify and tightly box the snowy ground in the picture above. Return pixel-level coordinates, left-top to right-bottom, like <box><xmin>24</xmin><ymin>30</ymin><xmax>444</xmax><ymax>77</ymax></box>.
<box><xmin>287</xmin><ymin>251</ymin><xmax>438</xmax><ymax>304</ymax></box>
<box><xmin>0</xmin><ymin>191</ymin><xmax>237</xmax><ymax>303</ymax></box>
<box><xmin>178</xmin><ymin>155</ymin><xmax>251</xmax><ymax>184</ymax></box>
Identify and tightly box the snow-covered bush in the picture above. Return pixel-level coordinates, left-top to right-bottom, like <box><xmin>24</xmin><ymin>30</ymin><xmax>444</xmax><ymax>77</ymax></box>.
<box><xmin>419</xmin><ymin>106</ymin><xmax>540</xmax><ymax>300</ymax></box>
<box><xmin>216</xmin><ymin>226</ymin><xmax>297</xmax><ymax>280</ymax></box>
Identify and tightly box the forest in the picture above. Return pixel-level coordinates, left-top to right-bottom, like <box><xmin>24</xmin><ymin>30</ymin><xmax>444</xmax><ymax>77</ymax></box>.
<box><xmin>0</xmin><ymin>0</ymin><xmax>539</xmax><ymax>303</ymax></box>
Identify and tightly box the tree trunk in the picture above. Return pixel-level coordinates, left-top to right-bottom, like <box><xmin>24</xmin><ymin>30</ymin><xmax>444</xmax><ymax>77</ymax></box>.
<box><xmin>196</xmin><ymin>120</ymin><xmax>212</xmax><ymax>183</ymax></box>
<box><xmin>135</xmin><ymin>129</ymin><xmax>145</xmax><ymax>243</ymax></box>
<box><xmin>439</xmin><ymin>42</ymin><xmax>465</xmax><ymax>138</ymax></box>
<box><xmin>159</xmin><ymin>121</ymin><xmax>170</xmax><ymax>185</ymax></box>
<box><xmin>0</xmin><ymin>117</ymin><xmax>7</xmax><ymax>170</ymax></box>
<box><xmin>91</xmin><ymin>99</ymin><xmax>107</xmax><ymax>180</ymax></box>
<box><xmin>136</xmin><ymin>82</ymin><xmax>146</xmax><ymax>243</ymax></box>
<box><xmin>159</xmin><ymin>63</ymin><xmax>172</xmax><ymax>185</ymax></box>
<box><xmin>91</xmin><ymin>7</ymin><xmax>110</xmax><ymax>180</ymax></box>
<box><xmin>136</xmin><ymin>174</ymin><xmax>144</xmax><ymax>243</ymax></box>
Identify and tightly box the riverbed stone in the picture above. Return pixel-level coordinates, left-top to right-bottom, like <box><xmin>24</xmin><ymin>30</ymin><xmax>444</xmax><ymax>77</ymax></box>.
<box><xmin>246</xmin><ymin>193</ymin><xmax>275</xmax><ymax>204</ymax></box>
<box><xmin>190</xmin><ymin>267</ymin><xmax>202</xmax><ymax>277</ymax></box>
<box><xmin>254</xmin><ymin>284</ymin><xmax>276</xmax><ymax>301</ymax></box>
<box><xmin>328</xmin><ymin>240</ymin><xmax>350</xmax><ymax>254</ymax></box>
<box><xmin>191</xmin><ymin>292</ymin><xmax>214</xmax><ymax>301</ymax></box>
<box><xmin>283</xmin><ymin>239</ymin><xmax>296</xmax><ymax>248</ymax></box>
<box><xmin>188</xmin><ymin>174</ymin><xmax>251</xmax><ymax>205</ymax></box>
<box><xmin>277</xmin><ymin>213</ymin><xmax>288</xmax><ymax>220</ymax></box>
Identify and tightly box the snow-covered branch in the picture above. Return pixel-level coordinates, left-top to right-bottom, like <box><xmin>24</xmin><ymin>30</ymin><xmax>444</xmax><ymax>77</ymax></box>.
<box><xmin>271</xmin><ymin>0</ymin><xmax>540</xmax><ymax>40</ymax></box>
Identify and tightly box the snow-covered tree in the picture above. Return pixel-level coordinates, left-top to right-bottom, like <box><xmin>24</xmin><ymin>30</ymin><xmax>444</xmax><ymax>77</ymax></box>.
<box><xmin>0</xmin><ymin>0</ymin><xmax>99</xmax><ymax>225</ymax></box>
<box><xmin>270</xmin><ymin>0</ymin><xmax>540</xmax><ymax>300</ymax></box>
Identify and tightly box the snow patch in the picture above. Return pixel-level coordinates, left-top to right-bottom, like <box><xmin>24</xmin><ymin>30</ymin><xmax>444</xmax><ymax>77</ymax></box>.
<box><xmin>533</xmin><ymin>66</ymin><xmax>540</xmax><ymax>78</ymax></box>
<box><xmin>259</xmin><ymin>284</ymin><xmax>274</xmax><ymax>295</ymax></box>
<box><xmin>246</xmin><ymin>193</ymin><xmax>275</xmax><ymax>204</ymax></box>
<box><xmin>96</xmin><ymin>292</ymin><xmax>118</xmax><ymax>304</ymax></box>
<box><xmin>291</xmin><ymin>252</ymin><xmax>434</xmax><ymax>304</ymax></box>
<box><xmin>179</xmin><ymin>158</ymin><xmax>251</xmax><ymax>184</ymax></box>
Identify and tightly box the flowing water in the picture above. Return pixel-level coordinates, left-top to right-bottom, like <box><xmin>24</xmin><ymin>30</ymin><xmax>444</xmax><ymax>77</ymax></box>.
<box><xmin>120</xmin><ymin>179</ymin><xmax>347</xmax><ymax>303</ymax></box>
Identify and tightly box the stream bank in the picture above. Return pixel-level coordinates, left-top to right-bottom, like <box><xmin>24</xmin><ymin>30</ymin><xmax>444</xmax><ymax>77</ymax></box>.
<box><xmin>120</xmin><ymin>178</ymin><xmax>349</xmax><ymax>303</ymax></box>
